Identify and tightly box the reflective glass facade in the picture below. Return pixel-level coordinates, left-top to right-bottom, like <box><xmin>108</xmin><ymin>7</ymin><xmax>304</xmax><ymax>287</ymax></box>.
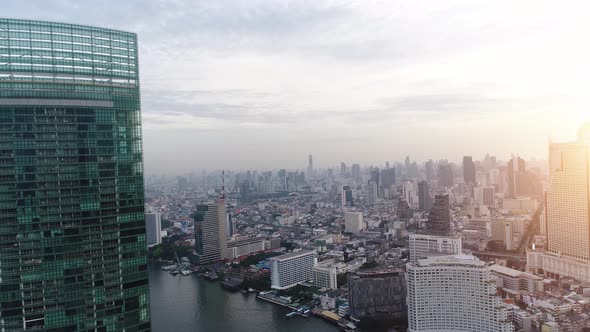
<box><xmin>0</xmin><ymin>19</ymin><xmax>150</xmax><ymax>331</ymax></box>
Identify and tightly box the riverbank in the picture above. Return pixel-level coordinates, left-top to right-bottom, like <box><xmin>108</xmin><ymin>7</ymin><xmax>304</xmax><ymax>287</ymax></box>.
<box><xmin>148</xmin><ymin>264</ymin><xmax>339</xmax><ymax>332</ymax></box>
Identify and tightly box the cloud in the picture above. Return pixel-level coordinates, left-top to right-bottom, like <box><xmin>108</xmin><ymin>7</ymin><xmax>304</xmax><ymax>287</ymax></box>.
<box><xmin>2</xmin><ymin>1</ymin><xmax>590</xmax><ymax>172</ymax></box>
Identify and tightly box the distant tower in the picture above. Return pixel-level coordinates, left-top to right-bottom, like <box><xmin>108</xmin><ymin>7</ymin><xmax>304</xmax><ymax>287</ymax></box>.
<box><xmin>438</xmin><ymin>162</ymin><xmax>454</xmax><ymax>188</ymax></box>
<box><xmin>463</xmin><ymin>156</ymin><xmax>476</xmax><ymax>184</ymax></box>
<box><xmin>427</xmin><ymin>194</ymin><xmax>451</xmax><ymax>236</ymax></box>
<box><xmin>367</xmin><ymin>181</ymin><xmax>378</xmax><ymax>206</ymax></box>
<box><xmin>308</xmin><ymin>154</ymin><xmax>314</xmax><ymax>176</ymax></box>
<box><xmin>342</xmin><ymin>185</ymin><xmax>353</xmax><ymax>207</ymax></box>
<box><xmin>418</xmin><ymin>181</ymin><xmax>431</xmax><ymax>212</ymax></box>
<box><xmin>341</xmin><ymin>162</ymin><xmax>347</xmax><ymax>176</ymax></box>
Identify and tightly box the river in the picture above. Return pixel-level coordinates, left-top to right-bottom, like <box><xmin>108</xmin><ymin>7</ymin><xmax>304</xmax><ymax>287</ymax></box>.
<box><xmin>148</xmin><ymin>264</ymin><xmax>340</xmax><ymax>332</ymax></box>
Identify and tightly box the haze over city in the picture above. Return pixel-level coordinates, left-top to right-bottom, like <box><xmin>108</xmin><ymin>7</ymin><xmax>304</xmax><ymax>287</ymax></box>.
<box><xmin>2</xmin><ymin>1</ymin><xmax>590</xmax><ymax>173</ymax></box>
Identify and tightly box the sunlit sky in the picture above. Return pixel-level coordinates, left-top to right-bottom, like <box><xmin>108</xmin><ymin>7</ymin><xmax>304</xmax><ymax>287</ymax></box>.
<box><xmin>3</xmin><ymin>1</ymin><xmax>590</xmax><ymax>174</ymax></box>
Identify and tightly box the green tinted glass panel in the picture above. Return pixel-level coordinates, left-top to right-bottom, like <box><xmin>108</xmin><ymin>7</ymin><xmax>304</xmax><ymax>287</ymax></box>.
<box><xmin>0</xmin><ymin>18</ymin><xmax>150</xmax><ymax>332</ymax></box>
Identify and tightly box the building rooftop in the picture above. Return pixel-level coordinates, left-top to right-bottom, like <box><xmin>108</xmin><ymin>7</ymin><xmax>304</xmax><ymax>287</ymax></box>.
<box><xmin>491</xmin><ymin>264</ymin><xmax>543</xmax><ymax>280</ymax></box>
<box><xmin>413</xmin><ymin>254</ymin><xmax>486</xmax><ymax>267</ymax></box>
<box><xmin>270</xmin><ymin>250</ymin><xmax>315</xmax><ymax>262</ymax></box>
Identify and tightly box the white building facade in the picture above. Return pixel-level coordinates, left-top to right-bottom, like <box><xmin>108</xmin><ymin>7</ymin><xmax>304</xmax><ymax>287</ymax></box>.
<box><xmin>344</xmin><ymin>212</ymin><xmax>364</xmax><ymax>234</ymax></box>
<box><xmin>408</xmin><ymin>233</ymin><xmax>462</xmax><ymax>264</ymax></box>
<box><xmin>313</xmin><ymin>264</ymin><xmax>338</xmax><ymax>290</ymax></box>
<box><xmin>406</xmin><ymin>255</ymin><xmax>513</xmax><ymax>332</ymax></box>
<box><xmin>270</xmin><ymin>250</ymin><xmax>315</xmax><ymax>290</ymax></box>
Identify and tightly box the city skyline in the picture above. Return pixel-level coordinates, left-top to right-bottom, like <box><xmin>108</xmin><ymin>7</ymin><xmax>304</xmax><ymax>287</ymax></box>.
<box><xmin>2</xmin><ymin>1</ymin><xmax>589</xmax><ymax>173</ymax></box>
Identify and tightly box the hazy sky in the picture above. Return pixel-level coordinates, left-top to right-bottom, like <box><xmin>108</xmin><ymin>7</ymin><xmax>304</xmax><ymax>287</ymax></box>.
<box><xmin>3</xmin><ymin>1</ymin><xmax>590</xmax><ymax>174</ymax></box>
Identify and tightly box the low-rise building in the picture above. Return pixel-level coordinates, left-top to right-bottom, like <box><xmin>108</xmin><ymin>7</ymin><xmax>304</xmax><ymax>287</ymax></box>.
<box><xmin>491</xmin><ymin>264</ymin><xmax>544</xmax><ymax>295</ymax></box>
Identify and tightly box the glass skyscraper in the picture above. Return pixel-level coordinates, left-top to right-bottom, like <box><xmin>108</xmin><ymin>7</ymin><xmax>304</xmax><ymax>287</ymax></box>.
<box><xmin>0</xmin><ymin>19</ymin><xmax>150</xmax><ymax>331</ymax></box>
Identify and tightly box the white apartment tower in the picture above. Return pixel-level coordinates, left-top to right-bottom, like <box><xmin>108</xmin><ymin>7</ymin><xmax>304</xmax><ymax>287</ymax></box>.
<box><xmin>408</xmin><ymin>233</ymin><xmax>462</xmax><ymax>264</ymax></box>
<box><xmin>406</xmin><ymin>255</ymin><xmax>513</xmax><ymax>332</ymax></box>
<box><xmin>344</xmin><ymin>212</ymin><xmax>364</xmax><ymax>234</ymax></box>
<box><xmin>270</xmin><ymin>250</ymin><xmax>315</xmax><ymax>290</ymax></box>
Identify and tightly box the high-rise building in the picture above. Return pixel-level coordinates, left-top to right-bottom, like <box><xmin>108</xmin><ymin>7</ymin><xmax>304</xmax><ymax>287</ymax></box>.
<box><xmin>474</xmin><ymin>186</ymin><xmax>496</xmax><ymax>207</ymax></box>
<box><xmin>408</xmin><ymin>233</ymin><xmax>462</xmax><ymax>264</ymax></box>
<box><xmin>146</xmin><ymin>213</ymin><xmax>163</xmax><ymax>246</ymax></box>
<box><xmin>367</xmin><ymin>181</ymin><xmax>378</xmax><ymax>206</ymax></box>
<box><xmin>463</xmin><ymin>156</ymin><xmax>476</xmax><ymax>184</ymax></box>
<box><xmin>0</xmin><ymin>19</ymin><xmax>150</xmax><ymax>331</ymax></box>
<box><xmin>194</xmin><ymin>200</ymin><xmax>228</xmax><ymax>265</ymax></box>
<box><xmin>491</xmin><ymin>221</ymin><xmax>514</xmax><ymax>250</ymax></box>
<box><xmin>534</xmin><ymin>127</ymin><xmax>590</xmax><ymax>281</ymax></box>
<box><xmin>406</xmin><ymin>255</ymin><xmax>513</xmax><ymax>332</ymax></box>
<box><xmin>226</xmin><ymin>213</ymin><xmax>236</xmax><ymax>237</ymax></box>
<box><xmin>381</xmin><ymin>168</ymin><xmax>396</xmax><ymax>194</ymax></box>
<box><xmin>340</xmin><ymin>162</ymin><xmax>347</xmax><ymax>176</ymax></box>
<box><xmin>507</xmin><ymin>155</ymin><xmax>537</xmax><ymax>197</ymax></box>
<box><xmin>426</xmin><ymin>194</ymin><xmax>451</xmax><ymax>236</ymax></box>
<box><xmin>347</xmin><ymin>269</ymin><xmax>406</xmax><ymax>321</ymax></box>
<box><xmin>341</xmin><ymin>185</ymin><xmax>353</xmax><ymax>207</ymax></box>
<box><xmin>425</xmin><ymin>160</ymin><xmax>434</xmax><ymax>181</ymax></box>
<box><xmin>438</xmin><ymin>162</ymin><xmax>454</xmax><ymax>188</ymax></box>
<box><xmin>308</xmin><ymin>154</ymin><xmax>313</xmax><ymax>176</ymax></box>
<box><xmin>270</xmin><ymin>250</ymin><xmax>315</xmax><ymax>290</ymax></box>
<box><xmin>417</xmin><ymin>180</ymin><xmax>431</xmax><ymax>212</ymax></box>
<box><xmin>369</xmin><ymin>168</ymin><xmax>380</xmax><ymax>191</ymax></box>
<box><xmin>351</xmin><ymin>163</ymin><xmax>361</xmax><ymax>182</ymax></box>
<box><xmin>344</xmin><ymin>212</ymin><xmax>364</xmax><ymax>234</ymax></box>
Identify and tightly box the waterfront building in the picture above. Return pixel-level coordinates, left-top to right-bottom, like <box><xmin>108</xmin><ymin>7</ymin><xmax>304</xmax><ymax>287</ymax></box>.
<box><xmin>344</xmin><ymin>212</ymin><xmax>364</xmax><ymax>234</ymax></box>
<box><xmin>0</xmin><ymin>18</ymin><xmax>150</xmax><ymax>331</ymax></box>
<box><xmin>312</xmin><ymin>263</ymin><xmax>337</xmax><ymax>290</ymax></box>
<box><xmin>194</xmin><ymin>200</ymin><xmax>228</xmax><ymax>264</ymax></box>
<box><xmin>347</xmin><ymin>269</ymin><xmax>406</xmax><ymax>321</ymax></box>
<box><xmin>270</xmin><ymin>250</ymin><xmax>315</xmax><ymax>290</ymax></box>
<box><xmin>406</xmin><ymin>255</ymin><xmax>513</xmax><ymax>332</ymax></box>
<box><xmin>408</xmin><ymin>233</ymin><xmax>462</xmax><ymax>264</ymax></box>
<box><xmin>146</xmin><ymin>212</ymin><xmax>163</xmax><ymax>246</ymax></box>
<box><xmin>226</xmin><ymin>237</ymin><xmax>265</xmax><ymax>259</ymax></box>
